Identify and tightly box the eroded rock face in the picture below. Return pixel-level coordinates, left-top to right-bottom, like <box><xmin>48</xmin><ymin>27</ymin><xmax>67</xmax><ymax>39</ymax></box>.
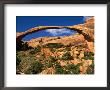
<box><xmin>86</xmin><ymin>41</ymin><xmax>94</xmax><ymax>52</ymax></box>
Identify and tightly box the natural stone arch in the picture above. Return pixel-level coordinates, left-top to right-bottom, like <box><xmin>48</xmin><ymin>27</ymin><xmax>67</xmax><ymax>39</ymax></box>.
<box><xmin>16</xmin><ymin>25</ymin><xmax>94</xmax><ymax>42</ymax></box>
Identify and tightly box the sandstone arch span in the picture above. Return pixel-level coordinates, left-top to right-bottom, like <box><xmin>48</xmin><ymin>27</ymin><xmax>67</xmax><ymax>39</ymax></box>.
<box><xmin>16</xmin><ymin>25</ymin><xmax>94</xmax><ymax>42</ymax></box>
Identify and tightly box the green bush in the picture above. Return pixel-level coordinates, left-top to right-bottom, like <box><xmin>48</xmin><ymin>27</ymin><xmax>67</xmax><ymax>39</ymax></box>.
<box><xmin>21</xmin><ymin>42</ymin><xmax>29</xmax><ymax>51</ymax></box>
<box><xmin>16</xmin><ymin>55</ymin><xmax>22</xmax><ymax>74</ymax></box>
<box><xmin>54</xmin><ymin>62</ymin><xmax>61</xmax><ymax>68</ymax></box>
<box><xmin>17</xmin><ymin>41</ymin><xmax>33</xmax><ymax>51</ymax></box>
<box><xmin>29</xmin><ymin>45</ymin><xmax>41</xmax><ymax>54</ymax></box>
<box><xmin>16</xmin><ymin>56</ymin><xmax>21</xmax><ymax>67</ymax></box>
<box><xmin>84</xmin><ymin>52</ymin><xmax>94</xmax><ymax>56</ymax></box>
<box><xmin>65</xmin><ymin>47</ymin><xmax>71</xmax><ymax>51</ymax></box>
<box><xmin>16</xmin><ymin>41</ymin><xmax>24</xmax><ymax>51</ymax></box>
<box><xmin>50</xmin><ymin>48</ymin><xmax>56</xmax><ymax>52</ymax></box>
<box><xmin>35</xmin><ymin>45</ymin><xmax>41</xmax><ymax>52</ymax></box>
<box><xmin>86</xmin><ymin>62</ymin><xmax>94</xmax><ymax>74</ymax></box>
<box><xmin>55</xmin><ymin>67</ymin><xmax>68</xmax><ymax>74</ymax></box>
<box><xmin>53</xmin><ymin>62</ymin><xmax>67</xmax><ymax>74</ymax></box>
<box><xmin>40</xmin><ymin>53</ymin><xmax>45</xmax><ymax>59</ymax></box>
<box><xmin>83</xmin><ymin>52</ymin><xmax>94</xmax><ymax>60</ymax></box>
<box><xmin>65</xmin><ymin>64</ymin><xmax>80</xmax><ymax>74</ymax></box>
<box><xmin>61</xmin><ymin>52</ymin><xmax>73</xmax><ymax>60</ymax></box>
<box><xmin>43</xmin><ymin>60</ymin><xmax>53</xmax><ymax>68</ymax></box>
<box><xmin>54</xmin><ymin>62</ymin><xmax>70</xmax><ymax>74</ymax></box>
<box><xmin>25</xmin><ymin>61</ymin><xmax>43</xmax><ymax>74</ymax></box>
<box><xmin>89</xmin><ymin>56</ymin><xmax>94</xmax><ymax>60</ymax></box>
<box><xmin>49</xmin><ymin>56</ymin><xmax>57</xmax><ymax>62</ymax></box>
<box><xmin>29</xmin><ymin>50</ymin><xmax>36</xmax><ymax>54</ymax></box>
<box><xmin>47</xmin><ymin>62</ymin><xmax>53</xmax><ymax>68</ymax></box>
<box><xmin>44</xmin><ymin>43</ymin><xmax>64</xmax><ymax>48</ymax></box>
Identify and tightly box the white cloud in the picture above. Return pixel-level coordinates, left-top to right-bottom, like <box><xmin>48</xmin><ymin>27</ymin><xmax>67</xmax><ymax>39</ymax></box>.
<box><xmin>46</xmin><ymin>28</ymin><xmax>73</xmax><ymax>36</ymax></box>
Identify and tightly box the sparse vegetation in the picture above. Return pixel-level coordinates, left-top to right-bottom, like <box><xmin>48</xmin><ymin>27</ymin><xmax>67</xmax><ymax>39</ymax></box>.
<box><xmin>29</xmin><ymin>45</ymin><xmax>41</xmax><ymax>54</ymax></box>
<box><xmin>86</xmin><ymin>62</ymin><xmax>94</xmax><ymax>74</ymax></box>
<box><xmin>65</xmin><ymin>47</ymin><xmax>71</xmax><ymax>51</ymax></box>
<box><xmin>83</xmin><ymin>52</ymin><xmax>94</xmax><ymax>60</ymax></box>
<box><xmin>47</xmin><ymin>62</ymin><xmax>53</xmax><ymax>68</ymax></box>
<box><xmin>16</xmin><ymin>56</ymin><xmax>21</xmax><ymax>68</ymax></box>
<box><xmin>16</xmin><ymin>43</ymin><xmax>94</xmax><ymax>74</ymax></box>
<box><xmin>49</xmin><ymin>56</ymin><xmax>57</xmax><ymax>62</ymax></box>
<box><xmin>54</xmin><ymin>62</ymin><xmax>67</xmax><ymax>74</ymax></box>
<box><xmin>55</xmin><ymin>67</ymin><xmax>67</xmax><ymax>74</ymax></box>
<box><xmin>61</xmin><ymin>51</ymin><xmax>73</xmax><ymax>60</ymax></box>
<box><xmin>50</xmin><ymin>48</ymin><xmax>56</xmax><ymax>52</ymax></box>
<box><xmin>54</xmin><ymin>62</ymin><xmax>61</xmax><ymax>68</ymax></box>
<box><xmin>55</xmin><ymin>63</ymin><xmax>81</xmax><ymax>74</ymax></box>
<box><xmin>16</xmin><ymin>41</ymin><xmax>94</xmax><ymax>74</ymax></box>
<box><xmin>17</xmin><ymin>41</ymin><xmax>33</xmax><ymax>51</ymax></box>
<box><xmin>25</xmin><ymin>61</ymin><xmax>43</xmax><ymax>74</ymax></box>
<box><xmin>65</xmin><ymin>64</ymin><xmax>80</xmax><ymax>74</ymax></box>
<box><xmin>44</xmin><ymin>43</ymin><xmax>64</xmax><ymax>48</ymax></box>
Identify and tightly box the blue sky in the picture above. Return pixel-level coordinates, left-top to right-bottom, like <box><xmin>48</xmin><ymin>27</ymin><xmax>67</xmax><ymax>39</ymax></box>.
<box><xmin>16</xmin><ymin>16</ymin><xmax>89</xmax><ymax>41</ymax></box>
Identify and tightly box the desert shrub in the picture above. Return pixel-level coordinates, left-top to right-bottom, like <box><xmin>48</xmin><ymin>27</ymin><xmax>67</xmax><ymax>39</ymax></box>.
<box><xmin>29</xmin><ymin>45</ymin><xmax>41</xmax><ymax>54</ymax></box>
<box><xmin>47</xmin><ymin>62</ymin><xmax>53</xmax><ymax>68</ymax></box>
<box><xmin>84</xmin><ymin>52</ymin><xmax>94</xmax><ymax>56</ymax></box>
<box><xmin>61</xmin><ymin>52</ymin><xmax>73</xmax><ymax>60</ymax></box>
<box><xmin>16</xmin><ymin>41</ymin><xmax>24</xmax><ymax>51</ymax></box>
<box><xmin>43</xmin><ymin>60</ymin><xmax>53</xmax><ymax>68</ymax></box>
<box><xmin>16</xmin><ymin>55</ymin><xmax>22</xmax><ymax>74</ymax></box>
<box><xmin>16</xmin><ymin>56</ymin><xmax>21</xmax><ymax>67</ymax></box>
<box><xmin>54</xmin><ymin>62</ymin><xmax>70</xmax><ymax>74</ymax></box>
<box><xmin>49</xmin><ymin>56</ymin><xmax>57</xmax><ymax>62</ymax></box>
<box><xmin>65</xmin><ymin>64</ymin><xmax>80</xmax><ymax>74</ymax></box>
<box><xmin>21</xmin><ymin>42</ymin><xmax>29</xmax><ymax>51</ymax></box>
<box><xmin>25</xmin><ymin>61</ymin><xmax>43</xmax><ymax>74</ymax></box>
<box><xmin>53</xmin><ymin>62</ymin><xmax>61</xmax><ymax>68</ymax></box>
<box><xmin>29</xmin><ymin>50</ymin><xmax>36</xmax><ymax>54</ymax></box>
<box><xmin>44</xmin><ymin>43</ymin><xmax>64</xmax><ymax>48</ymax></box>
<box><xmin>89</xmin><ymin>56</ymin><xmax>94</xmax><ymax>60</ymax></box>
<box><xmin>86</xmin><ymin>62</ymin><xmax>94</xmax><ymax>74</ymax></box>
<box><xmin>53</xmin><ymin>62</ymin><xmax>67</xmax><ymax>74</ymax></box>
<box><xmin>55</xmin><ymin>67</ymin><xmax>68</xmax><ymax>74</ymax></box>
<box><xmin>17</xmin><ymin>41</ymin><xmax>33</xmax><ymax>51</ymax></box>
<box><xmin>50</xmin><ymin>48</ymin><xmax>56</xmax><ymax>52</ymax></box>
<box><xmin>19</xmin><ymin>56</ymin><xmax>38</xmax><ymax>72</ymax></box>
<box><xmin>41</xmin><ymin>53</ymin><xmax>45</xmax><ymax>58</ymax></box>
<box><xmin>35</xmin><ymin>45</ymin><xmax>41</xmax><ymax>52</ymax></box>
<box><xmin>38</xmin><ymin>54</ymin><xmax>46</xmax><ymax>61</ymax></box>
<box><xmin>78</xmin><ymin>46</ymin><xmax>83</xmax><ymax>50</ymax></box>
<box><xmin>65</xmin><ymin>47</ymin><xmax>71</xmax><ymax>51</ymax></box>
<box><xmin>83</xmin><ymin>52</ymin><xmax>94</xmax><ymax>60</ymax></box>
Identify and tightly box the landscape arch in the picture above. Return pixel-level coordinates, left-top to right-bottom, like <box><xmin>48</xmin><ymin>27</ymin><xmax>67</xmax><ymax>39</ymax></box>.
<box><xmin>16</xmin><ymin>25</ymin><xmax>94</xmax><ymax>43</ymax></box>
